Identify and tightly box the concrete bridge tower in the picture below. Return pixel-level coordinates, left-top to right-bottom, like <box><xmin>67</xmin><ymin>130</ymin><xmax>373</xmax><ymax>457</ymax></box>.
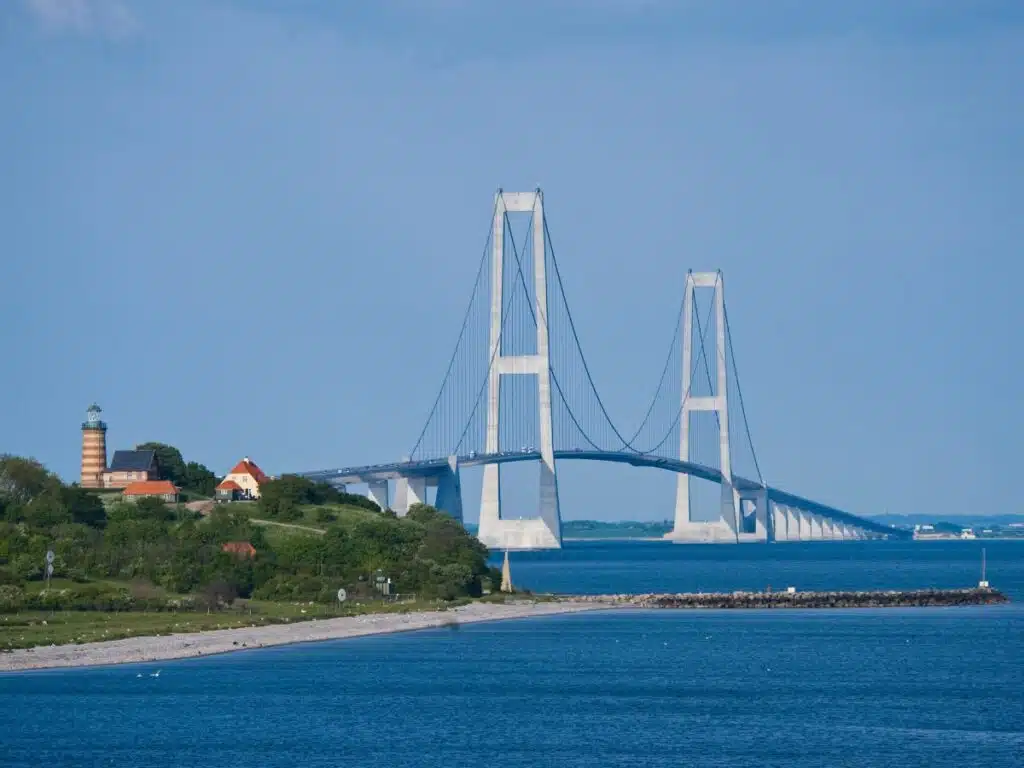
<box><xmin>666</xmin><ymin>272</ymin><xmax>745</xmax><ymax>543</ymax></box>
<box><xmin>476</xmin><ymin>190</ymin><xmax>561</xmax><ymax>550</ymax></box>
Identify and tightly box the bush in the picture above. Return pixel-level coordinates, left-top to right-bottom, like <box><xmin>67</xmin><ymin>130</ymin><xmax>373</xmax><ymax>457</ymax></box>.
<box><xmin>0</xmin><ymin>584</ymin><xmax>186</xmax><ymax>613</ymax></box>
<box><xmin>0</xmin><ymin>585</ymin><xmax>25</xmax><ymax>612</ymax></box>
<box><xmin>253</xmin><ymin>574</ymin><xmax>326</xmax><ymax>602</ymax></box>
<box><xmin>314</xmin><ymin>508</ymin><xmax>336</xmax><ymax>524</ymax></box>
<box><xmin>200</xmin><ymin>579</ymin><xmax>238</xmax><ymax>610</ymax></box>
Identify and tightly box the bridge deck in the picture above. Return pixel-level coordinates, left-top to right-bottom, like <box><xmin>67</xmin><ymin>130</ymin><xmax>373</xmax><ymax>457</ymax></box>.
<box><xmin>298</xmin><ymin>451</ymin><xmax>904</xmax><ymax>537</ymax></box>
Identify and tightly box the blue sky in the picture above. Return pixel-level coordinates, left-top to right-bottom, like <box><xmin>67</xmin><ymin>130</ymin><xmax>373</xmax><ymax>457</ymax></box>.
<box><xmin>2</xmin><ymin>0</ymin><xmax>1022</xmax><ymax>522</ymax></box>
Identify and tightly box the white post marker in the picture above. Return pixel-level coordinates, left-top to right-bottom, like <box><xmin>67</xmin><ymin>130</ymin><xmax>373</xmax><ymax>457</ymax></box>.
<box><xmin>45</xmin><ymin>550</ymin><xmax>54</xmax><ymax>590</ymax></box>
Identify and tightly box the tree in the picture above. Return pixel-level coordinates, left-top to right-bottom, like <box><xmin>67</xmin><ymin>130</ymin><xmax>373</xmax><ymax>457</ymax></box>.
<box><xmin>182</xmin><ymin>462</ymin><xmax>217</xmax><ymax>496</ymax></box>
<box><xmin>136</xmin><ymin>442</ymin><xmax>187</xmax><ymax>487</ymax></box>
<box><xmin>23</xmin><ymin>488</ymin><xmax>71</xmax><ymax>529</ymax></box>
<box><xmin>200</xmin><ymin>579</ymin><xmax>238</xmax><ymax>610</ymax></box>
<box><xmin>135</xmin><ymin>443</ymin><xmax>218</xmax><ymax>496</ymax></box>
<box><xmin>134</xmin><ymin>496</ymin><xmax>174</xmax><ymax>521</ymax></box>
<box><xmin>258</xmin><ymin>474</ymin><xmax>316</xmax><ymax>519</ymax></box>
<box><xmin>0</xmin><ymin>455</ymin><xmax>52</xmax><ymax>506</ymax></box>
<box><xmin>61</xmin><ymin>486</ymin><xmax>106</xmax><ymax>528</ymax></box>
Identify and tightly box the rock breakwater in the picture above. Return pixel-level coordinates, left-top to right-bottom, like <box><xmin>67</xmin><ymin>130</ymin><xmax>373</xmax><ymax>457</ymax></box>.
<box><xmin>571</xmin><ymin>588</ymin><xmax>1008</xmax><ymax>609</ymax></box>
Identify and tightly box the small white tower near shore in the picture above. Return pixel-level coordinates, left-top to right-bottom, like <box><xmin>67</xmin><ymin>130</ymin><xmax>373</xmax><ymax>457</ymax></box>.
<box><xmin>500</xmin><ymin>550</ymin><xmax>513</xmax><ymax>593</ymax></box>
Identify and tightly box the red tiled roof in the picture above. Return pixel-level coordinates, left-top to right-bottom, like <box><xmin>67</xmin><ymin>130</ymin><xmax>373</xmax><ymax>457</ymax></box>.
<box><xmin>123</xmin><ymin>480</ymin><xmax>178</xmax><ymax>496</ymax></box>
<box><xmin>215</xmin><ymin>479</ymin><xmax>242</xmax><ymax>491</ymax></box>
<box><xmin>227</xmin><ymin>458</ymin><xmax>269</xmax><ymax>484</ymax></box>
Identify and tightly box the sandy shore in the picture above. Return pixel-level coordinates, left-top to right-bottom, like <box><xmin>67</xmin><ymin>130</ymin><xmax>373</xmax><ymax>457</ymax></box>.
<box><xmin>0</xmin><ymin>600</ymin><xmax>615</xmax><ymax>673</ymax></box>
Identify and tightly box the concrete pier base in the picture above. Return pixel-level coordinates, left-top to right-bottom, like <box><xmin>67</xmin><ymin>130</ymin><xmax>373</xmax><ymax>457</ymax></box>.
<box><xmin>665</xmin><ymin>521</ymin><xmax>739</xmax><ymax>544</ymax></box>
<box><xmin>394</xmin><ymin>476</ymin><xmax>427</xmax><ymax>517</ymax></box>
<box><xmin>367</xmin><ymin>480</ymin><xmax>389</xmax><ymax>512</ymax></box>
<box><xmin>434</xmin><ymin>458</ymin><xmax>464</xmax><ymax>523</ymax></box>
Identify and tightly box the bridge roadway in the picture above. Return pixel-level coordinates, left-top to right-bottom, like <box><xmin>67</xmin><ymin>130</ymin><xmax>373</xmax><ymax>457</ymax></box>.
<box><xmin>299</xmin><ymin>450</ymin><xmax>904</xmax><ymax>538</ymax></box>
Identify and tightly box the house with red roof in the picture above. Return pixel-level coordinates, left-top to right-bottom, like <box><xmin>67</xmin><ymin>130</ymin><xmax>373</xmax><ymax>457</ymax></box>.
<box><xmin>218</xmin><ymin>457</ymin><xmax>270</xmax><ymax>500</ymax></box>
<box><xmin>214</xmin><ymin>479</ymin><xmax>243</xmax><ymax>501</ymax></box>
<box><xmin>123</xmin><ymin>480</ymin><xmax>180</xmax><ymax>503</ymax></box>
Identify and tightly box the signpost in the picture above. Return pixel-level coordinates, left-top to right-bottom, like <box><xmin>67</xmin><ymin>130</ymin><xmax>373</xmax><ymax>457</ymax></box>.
<box><xmin>45</xmin><ymin>550</ymin><xmax>54</xmax><ymax>590</ymax></box>
<box><xmin>336</xmin><ymin>588</ymin><xmax>347</xmax><ymax>603</ymax></box>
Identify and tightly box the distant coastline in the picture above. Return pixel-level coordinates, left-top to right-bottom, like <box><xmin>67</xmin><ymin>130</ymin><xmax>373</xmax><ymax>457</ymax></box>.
<box><xmin>563</xmin><ymin>537</ymin><xmax>665</xmax><ymax>542</ymax></box>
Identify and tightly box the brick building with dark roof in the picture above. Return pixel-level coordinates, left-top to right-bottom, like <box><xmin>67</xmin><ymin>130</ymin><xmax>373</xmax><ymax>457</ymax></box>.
<box><xmin>103</xmin><ymin>449</ymin><xmax>158</xmax><ymax>489</ymax></box>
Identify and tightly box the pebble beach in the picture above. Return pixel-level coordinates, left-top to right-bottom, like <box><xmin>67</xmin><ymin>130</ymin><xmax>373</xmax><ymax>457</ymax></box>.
<box><xmin>0</xmin><ymin>599</ymin><xmax>613</xmax><ymax>673</ymax></box>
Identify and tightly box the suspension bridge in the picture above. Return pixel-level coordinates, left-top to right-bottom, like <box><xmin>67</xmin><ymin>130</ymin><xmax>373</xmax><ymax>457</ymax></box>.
<box><xmin>299</xmin><ymin>189</ymin><xmax>906</xmax><ymax>549</ymax></box>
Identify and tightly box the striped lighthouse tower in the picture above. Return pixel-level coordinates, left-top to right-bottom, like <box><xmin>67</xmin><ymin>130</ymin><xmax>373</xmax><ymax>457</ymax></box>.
<box><xmin>80</xmin><ymin>403</ymin><xmax>107</xmax><ymax>489</ymax></box>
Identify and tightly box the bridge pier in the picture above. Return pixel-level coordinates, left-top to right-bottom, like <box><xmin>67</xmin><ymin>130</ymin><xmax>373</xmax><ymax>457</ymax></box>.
<box><xmin>771</xmin><ymin>502</ymin><xmax>787</xmax><ymax>542</ymax></box>
<box><xmin>796</xmin><ymin>509</ymin><xmax>810</xmax><ymax>540</ymax></box>
<box><xmin>433</xmin><ymin>458</ymin><xmax>464</xmax><ymax>523</ymax></box>
<box><xmin>394</xmin><ymin>476</ymin><xmax>427</xmax><ymax>517</ymax></box>
<box><xmin>367</xmin><ymin>480</ymin><xmax>389</xmax><ymax>512</ymax></box>
<box><xmin>737</xmin><ymin>489</ymin><xmax>768</xmax><ymax>543</ymax></box>
<box><xmin>781</xmin><ymin>505</ymin><xmax>800</xmax><ymax>542</ymax></box>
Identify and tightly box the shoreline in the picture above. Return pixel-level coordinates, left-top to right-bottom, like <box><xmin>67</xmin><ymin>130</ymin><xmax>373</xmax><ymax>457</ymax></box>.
<box><xmin>0</xmin><ymin>600</ymin><xmax>614</xmax><ymax>673</ymax></box>
<box><xmin>1</xmin><ymin>588</ymin><xmax>1009</xmax><ymax>673</ymax></box>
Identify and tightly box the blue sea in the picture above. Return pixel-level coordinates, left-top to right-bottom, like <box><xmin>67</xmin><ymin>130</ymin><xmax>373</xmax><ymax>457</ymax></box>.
<box><xmin>2</xmin><ymin>541</ymin><xmax>1023</xmax><ymax>767</ymax></box>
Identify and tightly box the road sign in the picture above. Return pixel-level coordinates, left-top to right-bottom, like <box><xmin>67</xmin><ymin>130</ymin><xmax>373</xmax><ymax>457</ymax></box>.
<box><xmin>45</xmin><ymin>550</ymin><xmax>54</xmax><ymax>564</ymax></box>
<box><xmin>46</xmin><ymin>563</ymin><xmax>54</xmax><ymax>577</ymax></box>
<box><xmin>336</xmin><ymin>588</ymin><xmax>347</xmax><ymax>603</ymax></box>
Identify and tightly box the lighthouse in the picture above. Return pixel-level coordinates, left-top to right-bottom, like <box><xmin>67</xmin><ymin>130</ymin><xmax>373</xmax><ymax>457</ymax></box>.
<box><xmin>80</xmin><ymin>403</ymin><xmax>108</xmax><ymax>489</ymax></box>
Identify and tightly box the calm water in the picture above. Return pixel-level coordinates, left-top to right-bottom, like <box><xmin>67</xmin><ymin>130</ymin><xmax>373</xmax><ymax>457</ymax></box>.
<box><xmin>496</xmin><ymin>539</ymin><xmax>1024</xmax><ymax>599</ymax></box>
<box><xmin>2</xmin><ymin>541</ymin><xmax>1023</xmax><ymax>767</ymax></box>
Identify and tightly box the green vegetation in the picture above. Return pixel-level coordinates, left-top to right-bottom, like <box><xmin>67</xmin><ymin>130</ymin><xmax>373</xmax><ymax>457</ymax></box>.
<box><xmin>0</xmin><ymin>457</ymin><xmax>503</xmax><ymax>650</ymax></box>
<box><xmin>256</xmin><ymin>473</ymin><xmax>381</xmax><ymax>522</ymax></box>
<box><xmin>561</xmin><ymin>520</ymin><xmax>671</xmax><ymax>539</ymax></box>
<box><xmin>1</xmin><ymin>597</ymin><xmax>483</xmax><ymax>650</ymax></box>
<box><xmin>135</xmin><ymin>442</ymin><xmax>217</xmax><ymax>497</ymax></box>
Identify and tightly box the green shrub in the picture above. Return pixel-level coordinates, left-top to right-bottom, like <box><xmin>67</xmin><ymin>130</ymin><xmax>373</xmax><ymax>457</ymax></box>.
<box><xmin>0</xmin><ymin>585</ymin><xmax>25</xmax><ymax>612</ymax></box>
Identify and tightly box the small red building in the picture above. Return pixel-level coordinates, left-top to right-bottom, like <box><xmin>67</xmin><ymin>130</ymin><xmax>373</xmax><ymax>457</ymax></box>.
<box><xmin>123</xmin><ymin>480</ymin><xmax>179</xmax><ymax>503</ymax></box>
<box><xmin>214</xmin><ymin>479</ymin><xmax>243</xmax><ymax>501</ymax></box>
<box><xmin>221</xmin><ymin>541</ymin><xmax>257</xmax><ymax>559</ymax></box>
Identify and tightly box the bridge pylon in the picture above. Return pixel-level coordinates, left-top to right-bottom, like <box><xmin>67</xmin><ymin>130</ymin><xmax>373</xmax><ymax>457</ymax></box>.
<box><xmin>666</xmin><ymin>271</ymin><xmax>753</xmax><ymax>543</ymax></box>
<box><xmin>476</xmin><ymin>190</ymin><xmax>562</xmax><ymax>550</ymax></box>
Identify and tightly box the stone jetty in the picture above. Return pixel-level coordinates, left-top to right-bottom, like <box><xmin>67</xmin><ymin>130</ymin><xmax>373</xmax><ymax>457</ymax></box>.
<box><xmin>571</xmin><ymin>587</ymin><xmax>1009</xmax><ymax>609</ymax></box>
